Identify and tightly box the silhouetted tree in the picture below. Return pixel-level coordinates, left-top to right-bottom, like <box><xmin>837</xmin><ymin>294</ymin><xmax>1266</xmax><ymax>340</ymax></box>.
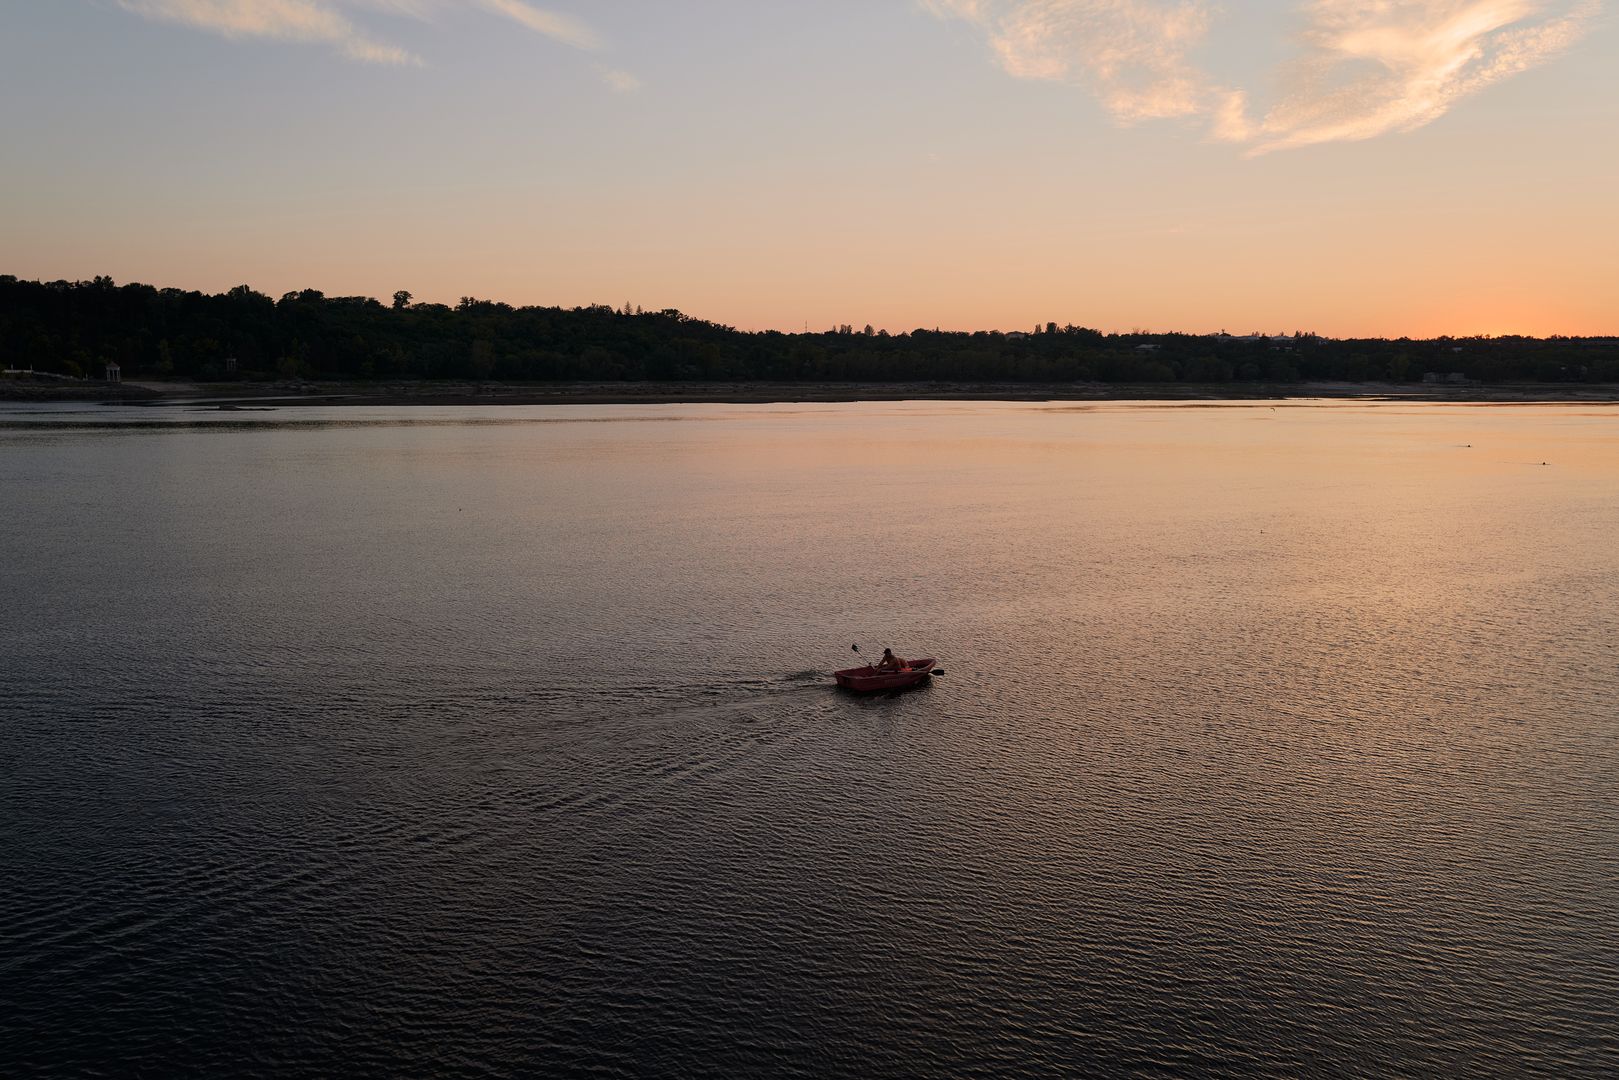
<box><xmin>1</xmin><ymin>274</ymin><xmax>1611</xmax><ymax>387</ymax></box>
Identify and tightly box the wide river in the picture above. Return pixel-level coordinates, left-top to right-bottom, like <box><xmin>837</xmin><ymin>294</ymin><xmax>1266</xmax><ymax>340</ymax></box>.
<box><xmin>3</xmin><ymin>399</ymin><xmax>1617</xmax><ymax>1077</ymax></box>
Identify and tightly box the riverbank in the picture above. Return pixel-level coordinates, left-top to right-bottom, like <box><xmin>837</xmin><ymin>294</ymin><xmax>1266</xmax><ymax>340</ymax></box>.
<box><xmin>9</xmin><ymin>378</ymin><xmax>1619</xmax><ymax>406</ymax></box>
<box><xmin>0</xmin><ymin>380</ymin><xmax>162</xmax><ymax>403</ymax></box>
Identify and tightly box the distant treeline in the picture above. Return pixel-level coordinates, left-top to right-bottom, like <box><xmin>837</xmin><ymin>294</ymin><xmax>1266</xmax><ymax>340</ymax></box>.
<box><xmin>3</xmin><ymin>275</ymin><xmax>1616</xmax><ymax>385</ymax></box>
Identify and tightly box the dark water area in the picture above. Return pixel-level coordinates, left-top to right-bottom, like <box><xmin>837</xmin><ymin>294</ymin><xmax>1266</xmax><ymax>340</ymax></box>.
<box><xmin>3</xmin><ymin>400</ymin><xmax>1617</xmax><ymax>1077</ymax></box>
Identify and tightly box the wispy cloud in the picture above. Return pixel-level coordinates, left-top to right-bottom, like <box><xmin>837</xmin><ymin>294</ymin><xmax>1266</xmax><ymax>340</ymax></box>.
<box><xmin>923</xmin><ymin>0</ymin><xmax>1601</xmax><ymax>151</ymax></box>
<box><xmin>1252</xmin><ymin>0</ymin><xmax>1601</xmax><ymax>151</ymax></box>
<box><xmin>924</xmin><ymin>0</ymin><xmax>1222</xmax><ymax>121</ymax></box>
<box><xmin>118</xmin><ymin>0</ymin><xmax>419</xmax><ymax>63</ymax></box>
<box><xmin>599</xmin><ymin>67</ymin><xmax>642</xmax><ymax>93</ymax></box>
<box><xmin>475</xmin><ymin>0</ymin><xmax>597</xmax><ymax>50</ymax></box>
<box><xmin>117</xmin><ymin>0</ymin><xmax>624</xmax><ymax>70</ymax></box>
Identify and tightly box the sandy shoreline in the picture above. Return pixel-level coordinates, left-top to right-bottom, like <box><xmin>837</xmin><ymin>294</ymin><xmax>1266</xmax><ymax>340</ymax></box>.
<box><xmin>9</xmin><ymin>379</ymin><xmax>1619</xmax><ymax>407</ymax></box>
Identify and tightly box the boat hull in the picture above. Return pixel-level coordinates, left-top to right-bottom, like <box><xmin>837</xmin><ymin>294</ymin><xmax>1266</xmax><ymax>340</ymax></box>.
<box><xmin>834</xmin><ymin>659</ymin><xmax>936</xmax><ymax>692</ymax></box>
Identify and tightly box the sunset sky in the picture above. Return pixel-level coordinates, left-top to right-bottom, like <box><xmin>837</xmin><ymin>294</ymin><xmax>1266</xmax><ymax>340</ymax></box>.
<box><xmin>3</xmin><ymin>1</ymin><xmax>1614</xmax><ymax>336</ymax></box>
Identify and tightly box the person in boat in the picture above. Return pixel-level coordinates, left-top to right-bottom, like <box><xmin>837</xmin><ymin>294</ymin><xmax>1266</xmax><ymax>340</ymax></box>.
<box><xmin>878</xmin><ymin>648</ymin><xmax>908</xmax><ymax>672</ymax></box>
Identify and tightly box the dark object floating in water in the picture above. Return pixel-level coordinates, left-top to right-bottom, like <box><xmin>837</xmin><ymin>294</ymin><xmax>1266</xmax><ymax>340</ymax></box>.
<box><xmin>834</xmin><ymin>657</ymin><xmax>938</xmax><ymax>692</ymax></box>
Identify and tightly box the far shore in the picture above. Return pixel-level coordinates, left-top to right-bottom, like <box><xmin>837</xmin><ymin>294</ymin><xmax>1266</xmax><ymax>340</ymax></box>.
<box><xmin>7</xmin><ymin>378</ymin><xmax>1619</xmax><ymax>407</ymax></box>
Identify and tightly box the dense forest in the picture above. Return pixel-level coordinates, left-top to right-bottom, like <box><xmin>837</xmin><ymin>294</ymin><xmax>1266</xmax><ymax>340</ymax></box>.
<box><xmin>3</xmin><ymin>275</ymin><xmax>1615</xmax><ymax>385</ymax></box>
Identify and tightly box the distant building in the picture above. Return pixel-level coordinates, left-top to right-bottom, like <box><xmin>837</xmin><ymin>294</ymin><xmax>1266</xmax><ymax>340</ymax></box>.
<box><xmin>105</xmin><ymin>362</ymin><xmax>121</xmax><ymax>383</ymax></box>
<box><xmin>1005</xmin><ymin>332</ymin><xmax>1029</xmax><ymax>341</ymax></box>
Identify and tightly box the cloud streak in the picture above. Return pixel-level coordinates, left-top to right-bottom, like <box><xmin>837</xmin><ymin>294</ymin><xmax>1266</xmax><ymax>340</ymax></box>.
<box><xmin>117</xmin><ymin>0</ymin><xmax>616</xmax><ymax>68</ymax></box>
<box><xmin>923</xmin><ymin>0</ymin><xmax>1600</xmax><ymax>151</ymax></box>
<box><xmin>476</xmin><ymin>0</ymin><xmax>597</xmax><ymax>50</ymax></box>
<box><xmin>599</xmin><ymin>67</ymin><xmax>642</xmax><ymax>93</ymax></box>
<box><xmin>118</xmin><ymin>0</ymin><xmax>418</xmax><ymax>63</ymax></box>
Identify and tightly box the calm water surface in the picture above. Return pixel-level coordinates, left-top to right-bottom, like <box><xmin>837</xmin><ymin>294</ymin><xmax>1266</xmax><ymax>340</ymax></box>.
<box><xmin>3</xmin><ymin>400</ymin><xmax>1617</xmax><ymax>1077</ymax></box>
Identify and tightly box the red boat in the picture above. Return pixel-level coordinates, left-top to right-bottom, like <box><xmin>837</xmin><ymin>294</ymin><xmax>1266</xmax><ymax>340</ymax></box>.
<box><xmin>834</xmin><ymin>658</ymin><xmax>938</xmax><ymax>692</ymax></box>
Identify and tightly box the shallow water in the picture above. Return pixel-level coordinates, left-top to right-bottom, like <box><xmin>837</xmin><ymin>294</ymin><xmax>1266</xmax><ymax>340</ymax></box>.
<box><xmin>3</xmin><ymin>399</ymin><xmax>1617</xmax><ymax>1077</ymax></box>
